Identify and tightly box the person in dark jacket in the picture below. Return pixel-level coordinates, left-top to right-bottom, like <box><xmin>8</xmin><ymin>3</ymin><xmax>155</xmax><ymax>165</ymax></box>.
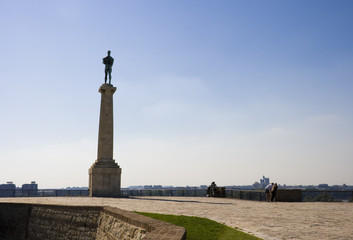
<box><xmin>271</xmin><ymin>183</ymin><xmax>278</xmax><ymax>202</ymax></box>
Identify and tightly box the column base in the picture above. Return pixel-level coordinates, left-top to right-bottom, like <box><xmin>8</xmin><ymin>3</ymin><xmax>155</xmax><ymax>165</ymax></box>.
<box><xmin>89</xmin><ymin>160</ymin><xmax>122</xmax><ymax>198</ymax></box>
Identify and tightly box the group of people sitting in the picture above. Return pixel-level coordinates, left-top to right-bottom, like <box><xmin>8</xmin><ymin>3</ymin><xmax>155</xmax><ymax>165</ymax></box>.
<box><xmin>265</xmin><ymin>183</ymin><xmax>278</xmax><ymax>202</ymax></box>
<box><xmin>207</xmin><ymin>181</ymin><xmax>278</xmax><ymax>201</ymax></box>
<box><xmin>207</xmin><ymin>181</ymin><xmax>219</xmax><ymax>197</ymax></box>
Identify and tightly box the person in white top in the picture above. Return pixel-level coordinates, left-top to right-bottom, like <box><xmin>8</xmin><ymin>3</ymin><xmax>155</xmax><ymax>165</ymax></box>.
<box><xmin>265</xmin><ymin>183</ymin><xmax>273</xmax><ymax>202</ymax></box>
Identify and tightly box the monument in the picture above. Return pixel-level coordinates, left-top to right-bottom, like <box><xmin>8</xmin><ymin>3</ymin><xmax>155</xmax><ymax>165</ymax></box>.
<box><xmin>89</xmin><ymin>51</ymin><xmax>122</xmax><ymax>197</ymax></box>
<box><xmin>103</xmin><ymin>50</ymin><xmax>114</xmax><ymax>85</ymax></box>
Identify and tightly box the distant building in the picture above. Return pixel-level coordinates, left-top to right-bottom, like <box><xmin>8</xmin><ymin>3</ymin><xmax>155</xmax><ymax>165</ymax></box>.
<box><xmin>260</xmin><ymin>176</ymin><xmax>270</xmax><ymax>186</ymax></box>
<box><xmin>126</xmin><ymin>185</ymin><xmax>143</xmax><ymax>189</ymax></box>
<box><xmin>0</xmin><ymin>182</ymin><xmax>16</xmax><ymax>197</ymax></box>
<box><xmin>318</xmin><ymin>184</ymin><xmax>329</xmax><ymax>190</ymax></box>
<box><xmin>252</xmin><ymin>182</ymin><xmax>261</xmax><ymax>189</ymax></box>
<box><xmin>65</xmin><ymin>187</ymin><xmax>89</xmax><ymax>190</ymax></box>
<box><xmin>0</xmin><ymin>181</ymin><xmax>16</xmax><ymax>189</ymax></box>
<box><xmin>22</xmin><ymin>181</ymin><xmax>38</xmax><ymax>191</ymax></box>
<box><xmin>253</xmin><ymin>176</ymin><xmax>270</xmax><ymax>189</ymax></box>
<box><xmin>21</xmin><ymin>181</ymin><xmax>38</xmax><ymax>197</ymax></box>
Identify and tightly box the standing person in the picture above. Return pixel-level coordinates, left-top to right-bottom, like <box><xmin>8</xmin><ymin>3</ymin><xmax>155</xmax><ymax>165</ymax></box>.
<box><xmin>271</xmin><ymin>183</ymin><xmax>278</xmax><ymax>202</ymax></box>
<box><xmin>265</xmin><ymin>183</ymin><xmax>273</xmax><ymax>202</ymax></box>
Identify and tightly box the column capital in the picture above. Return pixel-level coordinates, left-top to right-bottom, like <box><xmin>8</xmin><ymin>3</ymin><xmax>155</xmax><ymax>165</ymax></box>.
<box><xmin>99</xmin><ymin>83</ymin><xmax>117</xmax><ymax>94</ymax></box>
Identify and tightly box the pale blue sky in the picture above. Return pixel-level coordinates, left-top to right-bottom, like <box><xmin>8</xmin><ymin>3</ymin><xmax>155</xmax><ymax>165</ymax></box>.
<box><xmin>0</xmin><ymin>1</ymin><xmax>352</xmax><ymax>188</ymax></box>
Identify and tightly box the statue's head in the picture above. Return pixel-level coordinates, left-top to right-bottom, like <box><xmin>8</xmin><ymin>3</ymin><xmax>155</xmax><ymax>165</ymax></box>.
<box><xmin>108</xmin><ymin>50</ymin><xmax>111</xmax><ymax>56</ymax></box>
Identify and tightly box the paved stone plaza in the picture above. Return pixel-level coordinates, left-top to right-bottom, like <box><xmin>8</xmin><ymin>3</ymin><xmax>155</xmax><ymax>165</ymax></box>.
<box><xmin>1</xmin><ymin>197</ymin><xmax>352</xmax><ymax>240</ymax></box>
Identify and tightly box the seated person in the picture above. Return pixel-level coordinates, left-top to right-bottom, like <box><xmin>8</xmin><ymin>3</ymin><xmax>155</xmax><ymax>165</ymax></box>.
<box><xmin>207</xmin><ymin>181</ymin><xmax>217</xmax><ymax>197</ymax></box>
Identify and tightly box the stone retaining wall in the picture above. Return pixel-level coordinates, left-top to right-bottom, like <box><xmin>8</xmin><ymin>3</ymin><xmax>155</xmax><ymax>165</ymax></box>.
<box><xmin>0</xmin><ymin>203</ymin><xmax>29</xmax><ymax>240</ymax></box>
<box><xmin>0</xmin><ymin>203</ymin><xmax>186</xmax><ymax>240</ymax></box>
<box><xmin>27</xmin><ymin>205</ymin><xmax>101</xmax><ymax>240</ymax></box>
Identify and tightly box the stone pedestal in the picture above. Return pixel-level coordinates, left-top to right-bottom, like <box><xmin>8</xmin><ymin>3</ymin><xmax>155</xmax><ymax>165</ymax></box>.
<box><xmin>89</xmin><ymin>83</ymin><xmax>122</xmax><ymax>198</ymax></box>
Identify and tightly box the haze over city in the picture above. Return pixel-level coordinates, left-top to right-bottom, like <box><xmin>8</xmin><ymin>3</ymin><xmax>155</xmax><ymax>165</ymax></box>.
<box><xmin>1</xmin><ymin>1</ymin><xmax>353</xmax><ymax>189</ymax></box>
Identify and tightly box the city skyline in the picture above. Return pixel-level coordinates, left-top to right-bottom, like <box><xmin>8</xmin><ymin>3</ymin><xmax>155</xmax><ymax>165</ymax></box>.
<box><xmin>1</xmin><ymin>1</ymin><xmax>353</xmax><ymax>188</ymax></box>
<box><xmin>2</xmin><ymin>178</ymin><xmax>353</xmax><ymax>191</ymax></box>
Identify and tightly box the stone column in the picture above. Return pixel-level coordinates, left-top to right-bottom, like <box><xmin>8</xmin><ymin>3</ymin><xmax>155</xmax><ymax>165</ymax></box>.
<box><xmin>89</xmin><ymin>83</ymin><xmax>122</xmax><ymax>198</ymax></box>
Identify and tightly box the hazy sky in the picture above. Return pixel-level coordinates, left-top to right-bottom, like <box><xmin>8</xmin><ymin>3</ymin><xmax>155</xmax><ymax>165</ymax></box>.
<box><xmin>1</xmin><ymin>1</ymin><xmax>353</xmax><ymax>188</ymax></box>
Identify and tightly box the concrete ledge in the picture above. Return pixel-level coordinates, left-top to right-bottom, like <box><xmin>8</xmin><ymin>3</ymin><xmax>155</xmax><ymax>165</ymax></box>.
<box><xmin>103</xmin><ymin>206</ymin><xmax>186</xmax><ymax>240</ymax></box>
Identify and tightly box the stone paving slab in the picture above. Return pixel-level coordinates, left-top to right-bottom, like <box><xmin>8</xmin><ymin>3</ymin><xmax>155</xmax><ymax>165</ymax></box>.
<box><xmin>1</xmin><ymin>197</ymin><xmax>352</xmax><ymax>240</ymax></box>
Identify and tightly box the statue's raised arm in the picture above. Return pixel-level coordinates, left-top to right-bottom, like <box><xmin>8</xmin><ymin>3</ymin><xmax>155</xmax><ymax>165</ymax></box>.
<box><xmin>103</xmin><ymin>50</ymin><xmax>114</xmax><ymax>85</ymax></box>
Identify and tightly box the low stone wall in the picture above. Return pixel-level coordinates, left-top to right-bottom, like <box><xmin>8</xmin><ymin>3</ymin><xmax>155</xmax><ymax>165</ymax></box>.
<box><xmin>276</xmin><ymin>189</ymin><xmax>302</xmax><ymax>202</ymax></box>
<box><xmin>224</xmin><ymin>189</ymin><xmax>302</xmax><ymax>202</ymax></box>
<box><xmin>0</xmin><ymin>203</ymin><xmax>186</xmax><ymax>240</ymax></box>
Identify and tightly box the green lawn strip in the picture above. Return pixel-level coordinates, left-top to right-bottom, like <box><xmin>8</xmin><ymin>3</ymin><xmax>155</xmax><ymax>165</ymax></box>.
<box><xmin>135</xmin><ymin>212</ymin><xmax>262</xmax><ymax>240</ymax></box>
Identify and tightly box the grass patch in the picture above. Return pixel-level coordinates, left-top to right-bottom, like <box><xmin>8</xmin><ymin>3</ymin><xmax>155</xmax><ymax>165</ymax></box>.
<box><xmin>136</xmin><ymin>212</ymin><xmax>262</xmax><ymax>240</ymax></box>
